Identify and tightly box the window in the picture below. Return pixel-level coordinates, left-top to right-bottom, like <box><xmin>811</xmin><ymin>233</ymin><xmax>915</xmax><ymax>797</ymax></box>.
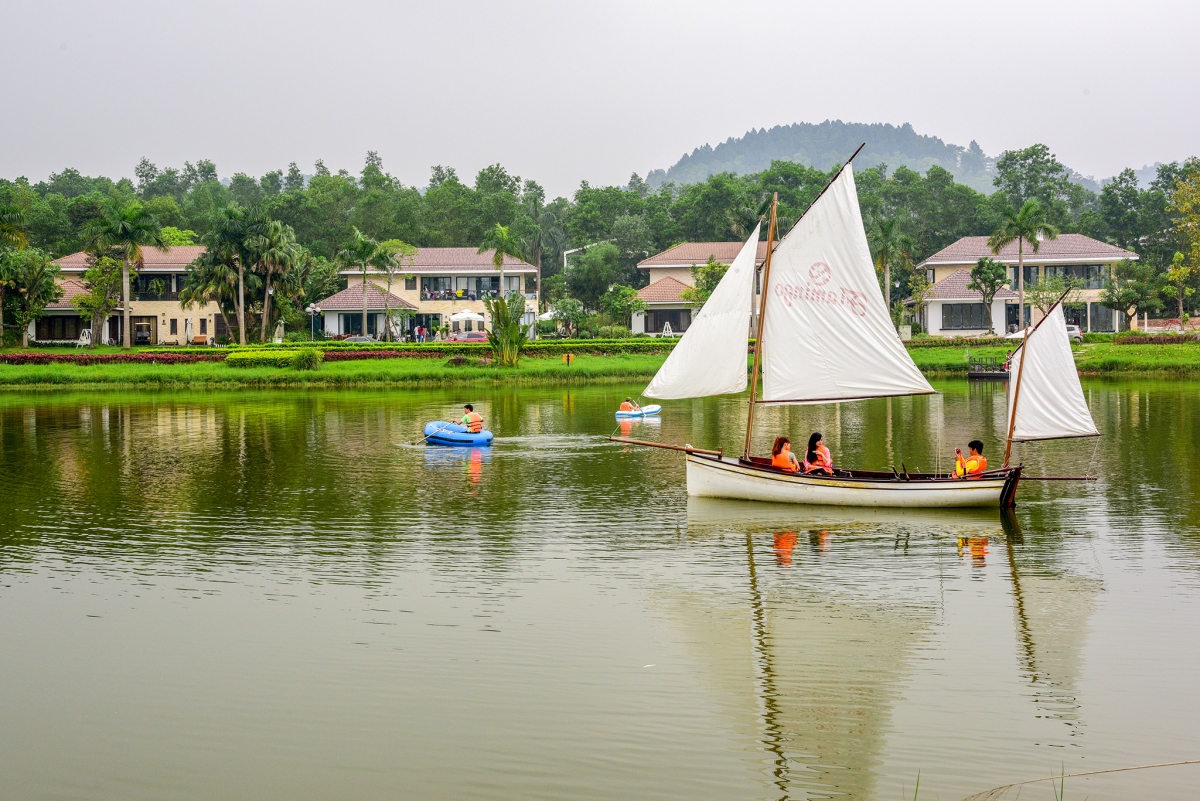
<box><xmin>504</xmin><ymin>275</ymin><xmax>521</xmax><ymax>293</ymax></box>
<box><xmin>200</xmin><ymin>319</ymin><xmax>208</xmax><ymax>334</ymax></box>
<box><xmin>645</xmin><ymin>309</ymin><xmax>691</xmax><ymax>334</ymax></box>
<box><xmin>1044</xmin><ymin>264</ymin><xmax>1106</xmax><ymax>289</ymax></box>
<box><xmin>35</xmin><ymin>316</ymin><xmax>84</xmax><ymax>341</ymax></box>
<box><xmin>941</xmin><ymin>303</ymin><xmax>989</xmax><ymax>330</ymax></box>
<box><xmin>404</xmin><ymin>276</ymin><xmax>416</xmax><ymax>290</ymax></box>
<box><xmin>170</xmin><ymin>319</ymin><xmax>178</xmax><ymax>335</ymax></box>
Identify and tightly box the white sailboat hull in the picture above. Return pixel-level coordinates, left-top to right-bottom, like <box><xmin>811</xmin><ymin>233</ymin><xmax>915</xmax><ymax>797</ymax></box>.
<box><xmin>686</xmin><ymin>453</ymin><xmax>1014</xmax><ymax>508</ymax></box>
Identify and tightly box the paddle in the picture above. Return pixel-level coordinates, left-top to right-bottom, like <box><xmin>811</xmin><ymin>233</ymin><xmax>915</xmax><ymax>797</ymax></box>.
<box><xmin>406</xmin><ymin>423</ymin><xmax>455</xmax><ymax>447</ymax></box>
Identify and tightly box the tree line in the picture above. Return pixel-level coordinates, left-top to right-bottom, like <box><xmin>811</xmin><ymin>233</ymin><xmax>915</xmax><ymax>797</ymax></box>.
<box><xmin>2</xmin><ymin>143</ymin><xmax>1199</xmax><ymax>346</ymax></box>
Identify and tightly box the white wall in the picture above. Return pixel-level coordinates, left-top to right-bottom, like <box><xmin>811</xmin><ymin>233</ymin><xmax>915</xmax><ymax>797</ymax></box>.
<box><xmin>631</xmin><ymin>312</ymin><xmax>646</xmax><ymax>334</ymax></box>
<box><xmin>926</xmin><ymin>299</ymin><xmax>1008</xmax><ymax>337</ymax></box>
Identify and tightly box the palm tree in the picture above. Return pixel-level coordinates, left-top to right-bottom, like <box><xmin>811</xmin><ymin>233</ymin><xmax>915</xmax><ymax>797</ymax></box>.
<box><xmin>200</xmin><ymin>205</ymin><xmax>269</xmax><ymax>345</ymax></box>
<box><xmin>0</xmin><ymin>204</ymin><xmax>29</xmax><ymax>250</ymax></box>
<box><xmin>338</xmin><ymin>227</ymin><xmax>381</xmax><ymax>338</ymax></box>
<box><xmin>246</xmin><ymin>220</ymin><xmax>299</xmax><ymax>341</ymax></box>
<box><xmin>478</xmin><ymin>223</ymin><xmax>525</xmax><ymax>298</ymax></box>
<box><xmin>180</xmin><ymin>253</ymin><xmax>248</xmax><ymax>341</ymax></box>
<box><xmin>870</xmin><ymin>218</ymin><xmax>914</xmax><ymax>309</ymax></box>
<box><xmin>988</xmin><ymin>200</ymin><xmax>1059</xmax><ymax>327</ymax></box>
<box><xmin>83</xmin><ymin>199</ymin><xmax>165</xmax><ymax>348</ymax></box>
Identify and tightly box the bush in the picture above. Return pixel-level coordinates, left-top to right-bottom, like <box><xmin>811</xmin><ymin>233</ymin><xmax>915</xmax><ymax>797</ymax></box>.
<box><xmin>597</xmin><ymin>325</ymin><xmax>632</xmax><ymax>339</ymax></box>
<box><xmin>292</xmin><ymin>349</ymin><xmax>323</xmax><ymax>370</ymax></box>
<box><xmin>224</xmin><ymin>351</ymin><xmax>306</xmax><ymax>368</ymax></box>
<box><xmin>536</xmin><ymin>320</ymin><xmax>557</xmax><ymax>336</ymax></box>
<box><xmin>1113</xmin><ymin>333</ymin><xmax>1200</xmax><ymax>345</ymax></box>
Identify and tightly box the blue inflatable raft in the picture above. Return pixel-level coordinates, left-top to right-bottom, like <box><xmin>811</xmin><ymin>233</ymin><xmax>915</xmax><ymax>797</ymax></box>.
<box><xmin>424</xmin><ymin>420</ymin><xmax>494</xmax><ymax>447</ymax></box>
<box><xmin>614</xmin><ymin>404</ymin><xmax>662</xmax><ymax>418</ymax></box>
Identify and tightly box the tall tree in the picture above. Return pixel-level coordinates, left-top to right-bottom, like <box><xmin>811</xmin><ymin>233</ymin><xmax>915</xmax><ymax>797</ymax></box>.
<box><xmin>82</xmin><ymin>199</ymin><xmax>165</xmax><ymax>348</ymax></box>
<box><xmin>870</xmin><ymin>218</ymin><xmax>914</xmax><ymax>309</ymax></box>
<box><xmin>338</xmin><ymin>227</ymin><xmax>380</xmax><ymax>338</ymax></box>
<box><xmin>374</xmin><ymin>239</ymin><xmax>417</xmax><ymax>341</ymax></box>
<box><xmin>3</xmin><ymin>249</ymin><xmax>62</xmax><ymax>346</ymax></box>
<box><xmin>71</xmin><ymin>255</ymin><xmax>125</xmax><ymax>347</ymax></box>
<box><xmin>987</xmin><ymin>199</ymin><xmax>1059</xmax><ymax>325</ymax></box>
<box><xmin>180</xmin><ymin>252</ymin><xmax>242</xmax><ymax>340</ymax></box>
<box><xmin>1101</xmin><ymin>258</ymin><xmax>1162</xmax><ymax>331</ymax></box>
<box><xmin>967</xmin><ymin>257</ymin><xmax>1009</xmax><ymax>335</ymax></box>
<box><xmin>478</xmin><ymin>223</ymin><xmax>525</xmax><ymax>297</ymax></box>
<box><xmin>246</xmin><ymin>219</ymin><xmax>299</xmax><ymax>341</ymax></box>
<box><xmin>1162</xmin><ymin>252</ymin><xmax>1196</xmax><ymax>330</ymax></box>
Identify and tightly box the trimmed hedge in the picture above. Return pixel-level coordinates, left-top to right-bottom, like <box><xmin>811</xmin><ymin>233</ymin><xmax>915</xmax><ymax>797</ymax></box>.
<box><xmin>225</xmin><ymin>350</ymin><xmax>324</xmax><ymax>369</ymax></box>
<box><xmin>1113</xmin><ymin>334</ymin><xmax>1200</xmax><ymax>345</ymax></box>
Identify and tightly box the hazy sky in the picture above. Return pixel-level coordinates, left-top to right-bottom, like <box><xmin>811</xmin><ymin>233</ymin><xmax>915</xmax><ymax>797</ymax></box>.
<box><xmin>3</xmin><ymin>0</ymin><xmax>1197</xmax><ymax>196</ymax></box>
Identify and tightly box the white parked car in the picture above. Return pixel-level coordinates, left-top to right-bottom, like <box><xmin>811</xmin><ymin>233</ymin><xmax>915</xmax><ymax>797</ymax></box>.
<box><xmin>1065</xmin><ymin>325</ymin><xmax>1083</xmax><ymax>341</ymax></box>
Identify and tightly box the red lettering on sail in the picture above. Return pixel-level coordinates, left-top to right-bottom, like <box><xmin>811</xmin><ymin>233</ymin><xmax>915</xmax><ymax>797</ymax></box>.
<box><xmin>772</xmin><ymin>263</ymin><xmax>868</xmax><ymax>318</ymax></box>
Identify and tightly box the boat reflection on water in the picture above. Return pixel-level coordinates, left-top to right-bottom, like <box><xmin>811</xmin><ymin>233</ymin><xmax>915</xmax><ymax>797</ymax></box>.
<box><xmin>669</xmin><ymin>498</ymin><xmax>1101</xmax><ymax>799</ymax></box>
<box><xmin>423</xmin><ymin>446</ymin><xmax>490</xmax><ymax>493</ymax></box>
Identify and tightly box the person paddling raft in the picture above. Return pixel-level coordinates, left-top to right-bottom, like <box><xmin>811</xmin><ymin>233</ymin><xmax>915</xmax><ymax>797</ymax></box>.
<box><xmin>954</xmin><ymin>440</ymin><xmax>988</xmax><ymax>479</ymax></box>
<box><xmin>459</xmin><ymin>404</ymin><xmax>484</xmax><ymax>433</ymax></box>
<box><xmin>619</xmin><ymin>397</ymin><xmax>641</xmax><ymax>413</ymax></box>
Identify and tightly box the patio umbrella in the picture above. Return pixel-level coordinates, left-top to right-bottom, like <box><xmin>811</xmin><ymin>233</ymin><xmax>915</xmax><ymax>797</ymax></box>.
<box><xmin>184</xmin><ymin>318</ymin><xmax>193</xmax><ymax>344</ymax></box>
<box><xmin>449</xmin><ymin>310</ymin><xmax>486</xmax><ymax>322</ymax></box>
<box><xmin>537</xmin><ymin>309</ymin><xmax>556</xmax><ymax>321</ymax></box>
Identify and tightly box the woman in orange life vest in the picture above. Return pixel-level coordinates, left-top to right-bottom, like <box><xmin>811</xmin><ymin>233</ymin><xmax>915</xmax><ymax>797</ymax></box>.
<box><xmin>954</xmin><ymin>439</ymin><xmax>988</xmax><ymax>478</ymax></box>
<box><xmin>460</xmin><ymin>404</ymin><xmax>484</xmax><ymax>433</ymax></box>
<box><xmin>770</xmin><ymin>436</ymin><xmax>801</xmax><ymax>472</ymax></box>
<box><xmin>803</xmin><ymin>432</ymin><xmax>834</xmax><ymax>475</ymax></box>
<box><xmin>619</xmin><ymin>397</ymin><xmax>640</xmax><ymax>413</ymax></box>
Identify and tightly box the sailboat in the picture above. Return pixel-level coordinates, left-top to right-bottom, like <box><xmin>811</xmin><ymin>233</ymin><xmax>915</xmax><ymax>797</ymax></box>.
<box><xmin>614</xmin><ymin>146</ymin><xmax>1099</xmax><ymax>508</ymax></box>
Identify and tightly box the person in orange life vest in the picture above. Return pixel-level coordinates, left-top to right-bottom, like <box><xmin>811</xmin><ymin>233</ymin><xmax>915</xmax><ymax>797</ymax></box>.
<box><xmin>619</xmin><ymin>396</ymin><xmax>640</xmax><ymax>413</ymax></box>
<box><xmin>460</xmin><ymin>404</ymin><xmax>484</xmax><ymax>433</ymax></box>
<box><xmin>770</xmin><ymin>436</ymin><xmax>800</xmax><ymax>472</ymax></box>
<box><xmin>954</xmin><ymin>439</ymin><xmax>988</xmax><ymax>478</ymax></box>
<box><xmin>803</xmin><ymin>432</ymin><xmax>833</xmax><ymax>475</ymax></box>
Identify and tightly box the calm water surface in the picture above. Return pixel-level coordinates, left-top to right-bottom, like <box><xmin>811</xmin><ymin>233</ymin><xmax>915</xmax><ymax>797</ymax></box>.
<box><xmin>1</xmin><ymin>380</ymin><xmax>1199</xmax><ymax>800</ymax></box>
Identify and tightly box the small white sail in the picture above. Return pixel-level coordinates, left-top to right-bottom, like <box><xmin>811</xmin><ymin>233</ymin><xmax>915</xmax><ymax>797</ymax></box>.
<box><xmin>1006</xmin><ymin>304</ymin><xmax>1098</xmax><ymax>441</ymax></box>
<box><xmin>760</xmin><ymin>165</ymin><xmax>934</xmax><ymax>403</ymax></box>
<box><xmin>643</xmin><ymin>224</ymin><xmax>760</xmax><ymax>399</ymax></box>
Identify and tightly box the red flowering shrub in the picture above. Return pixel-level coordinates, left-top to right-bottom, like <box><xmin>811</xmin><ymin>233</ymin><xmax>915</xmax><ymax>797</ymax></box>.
<box><xmin>0</xmin><ymin>352</ymin><xmax>227</xmax><ymax>365</ymax></box>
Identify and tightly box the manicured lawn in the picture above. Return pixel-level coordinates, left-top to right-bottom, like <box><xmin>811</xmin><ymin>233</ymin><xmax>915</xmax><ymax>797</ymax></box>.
<box><xmin>0</xmin><ymin>353</ymin><xmax>670</xmax><ymax>389</ymax></box>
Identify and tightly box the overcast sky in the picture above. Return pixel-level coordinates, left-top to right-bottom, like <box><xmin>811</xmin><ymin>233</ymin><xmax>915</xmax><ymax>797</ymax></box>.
<box><xmin>3</xmin><ymin>0</ymin><xmax>1197</xmax><ymax>197</ymax></box>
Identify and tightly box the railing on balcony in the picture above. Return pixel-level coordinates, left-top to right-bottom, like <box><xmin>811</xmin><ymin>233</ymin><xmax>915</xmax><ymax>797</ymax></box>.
<box><xmin>420</xmin><ymin>290</ymin><xmax>534</xmax><ymax>302</ymax></box>
<box><xmin>132</xmin><ymin>291</ymin><xmax>181</xmax><ymax>301</ymax></box>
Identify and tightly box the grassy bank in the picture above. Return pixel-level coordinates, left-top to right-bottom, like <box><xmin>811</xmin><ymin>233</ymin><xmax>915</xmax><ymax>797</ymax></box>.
<box><xmin>0</xmin><ymin>353</ymin><xmax>668</xmax><ymax>389</ymax></box>
<box><xmin>1</xmin><ymin>340</ymin><xmax>1198</xmax><ymax>389</ymax></box>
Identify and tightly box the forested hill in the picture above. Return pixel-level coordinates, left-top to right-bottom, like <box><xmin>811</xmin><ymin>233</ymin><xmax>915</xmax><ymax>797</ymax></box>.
<box><xmin>646</xmin><ymin>121</ymin><xmax>995</xmax><ymax>192</ymax></box>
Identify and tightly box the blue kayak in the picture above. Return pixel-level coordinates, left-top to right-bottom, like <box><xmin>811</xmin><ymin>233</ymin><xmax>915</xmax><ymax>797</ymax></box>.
<box><xmin>424</xmin><ymin>420</ymin><xmax>494</xmax><ymax>447</ymax></box>
<box><xmin>615</xmin><ymin>404</ymin><xmax>662</xmax><ymax>418</ymax></box>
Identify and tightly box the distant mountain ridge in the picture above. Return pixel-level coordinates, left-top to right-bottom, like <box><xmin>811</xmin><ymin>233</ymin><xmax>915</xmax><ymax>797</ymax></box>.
<box><xmin>645</xmin><ymin>120</ymin><xmax>997</xmax><ymax>192</ymax></box>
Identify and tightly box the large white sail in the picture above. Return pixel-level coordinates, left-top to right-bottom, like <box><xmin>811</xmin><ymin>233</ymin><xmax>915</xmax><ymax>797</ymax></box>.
<box><xmin>760</xmin><ymin>165</ymin><xmax>934</xmax><ymax>403</ymax></box>
<box><xmin>643</xmin><ymin>224</ymin><xmax>759</xmax><ymax>399</ymax></box>
<box><xmin>1006</xmin><ymin>304</ymin><xmax>1098</xmax><ymax>441</ymax></box>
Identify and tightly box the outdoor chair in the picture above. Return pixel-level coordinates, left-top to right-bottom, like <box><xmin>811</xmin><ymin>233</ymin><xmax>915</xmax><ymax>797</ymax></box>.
<box><xmin>75</xmin><ymin>329</ymin><xmax>91</xmax><ymax>348</ymax></box>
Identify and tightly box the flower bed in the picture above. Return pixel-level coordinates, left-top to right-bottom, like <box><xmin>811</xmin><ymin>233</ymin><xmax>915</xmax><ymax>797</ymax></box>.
<box><xmin>0</xmin><ymin>352</ymin><xmax>227</xmax><ymax>365</ymax></box>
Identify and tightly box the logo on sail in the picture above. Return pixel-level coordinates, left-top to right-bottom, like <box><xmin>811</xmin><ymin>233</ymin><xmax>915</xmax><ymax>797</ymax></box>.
<box><xmin>774</xmin><ymin>262</ymin><xmax>868</xmax><ymax>317</ymax></box>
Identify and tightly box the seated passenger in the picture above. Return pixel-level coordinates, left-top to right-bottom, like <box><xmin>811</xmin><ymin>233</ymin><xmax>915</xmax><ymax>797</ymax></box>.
<box><xmin>954</xmin><ymin>440</ymin><xmax>988</xmax><ymax>478</ymax></box>
<box><xmin>619</xmin><ymin>397</ymin><xmax>640</xmax><ymax>412</ymax></box>
<box><xmin>803</xmin><ymin>432</ymin><xmax>834</xmax><ymax>475</ymax></box>
<box><xmin>460</xmin><ymin>403</ymin><xmax>484</xmax><ymax>433</ymax></box>
<box><xmin>770</xmin><ymin>436</ymin><xmax>801</xmax><ymax>473</ymax></box>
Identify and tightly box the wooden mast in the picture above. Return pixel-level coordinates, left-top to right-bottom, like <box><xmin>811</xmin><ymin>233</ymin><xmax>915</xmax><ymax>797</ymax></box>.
<box><xmin>1003</xmin><ymin>289</ymin><xmax>1073</xmax><ymax>467</ymax></box>
<box><xmin>742</xmin><ymin>194</ymin><xmax>778</xmax><ymax>460</ymax></box>
<box><xmin>741</xmin><ymin>143</ymin><xmax>868</xmax><ymax>460</ymax></box>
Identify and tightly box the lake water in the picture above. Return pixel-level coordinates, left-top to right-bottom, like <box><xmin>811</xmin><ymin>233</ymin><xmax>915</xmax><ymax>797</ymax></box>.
<box><xmin>1</xmin><ymin>380</ymin><xmax>1199</xmax><ymax>801</ymax></box>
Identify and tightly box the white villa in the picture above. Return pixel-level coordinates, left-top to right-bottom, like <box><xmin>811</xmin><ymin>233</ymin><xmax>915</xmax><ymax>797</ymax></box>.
<box><xmin>633</xmin><ymin>241</ymin><xmax>767</xmax><ymax>335</ymax></box>
<box><xmin>917</xmin><ymin>234</ymin><xmax>1139</xmax><ymax>336</ymax></box>
<box><xmin>322</xmin><ymin>247</ymin><xmax>539</xmax><ymax>337</ymax></box>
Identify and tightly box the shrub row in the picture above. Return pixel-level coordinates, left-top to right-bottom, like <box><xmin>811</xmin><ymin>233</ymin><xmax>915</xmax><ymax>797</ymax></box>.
<box><xmin>0</xmin><ymin>352</ymin><xmax>227</xmax><ymax>365</ymax></box>
<box><xmin>1113</xmin><ymin>334</ymin><xmax>1200</xmax><ymax>345</ymax></box>
<box><xmin>224</xmin><ymin>350</ymin><xmax>324</xmax><ymax>369</ymax></box>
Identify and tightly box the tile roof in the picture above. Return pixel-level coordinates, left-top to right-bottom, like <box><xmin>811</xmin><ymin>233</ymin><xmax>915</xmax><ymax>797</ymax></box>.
<box><xmin>313</xmin><ymin>283</ymin><xmax>418</xmax><ymax>312</ymax></box>
<box><xmin>637</xmin><ymin>276</ymin><xmax>692</xmax><ymax>304</ymax></box>
<box><xmin>638</xmin><ymin>241</ymin><xmax>768</xmax><ymax>269</ymax></box>
<box><xmin>339</xmin><ymin>247</ymin><xmax>537</xmax><ymax>274</ymax></box>
<box><xmin>52</xmin><ymin>245</ymin><xmax>206</xmax><ymax>271</ymax></box>
<box><xmin>46</xmin><ymin>278</ymin><xmax>90</xmax><ymax>309</ymax></box>
<box><xmin>919</xmin><ymin>234</ymin><xmax>1136</xmax><ymax>267</ymax></box>
<box><xmin>927</xmin><ymin>268</ymin><xmax>1018</xmax><ymax>301</ymax></box>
